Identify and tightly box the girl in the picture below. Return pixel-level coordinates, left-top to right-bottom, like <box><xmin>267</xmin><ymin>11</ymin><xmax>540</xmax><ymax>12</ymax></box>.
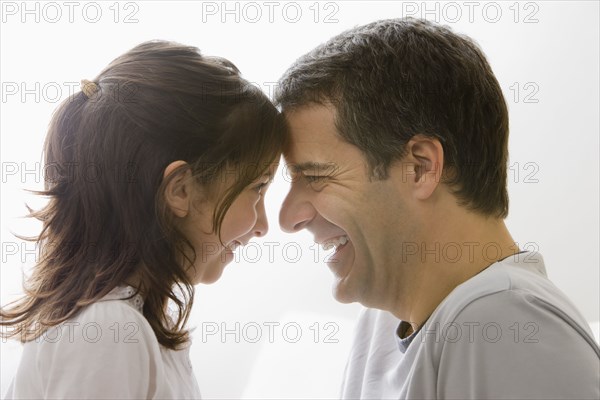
<box><xmin>1</xmin><ymin>40</ymin><xmax>284</xmax><ymax>399</ymax></box>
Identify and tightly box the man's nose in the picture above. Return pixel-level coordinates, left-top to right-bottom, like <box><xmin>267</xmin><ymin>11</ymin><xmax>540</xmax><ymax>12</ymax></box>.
<box><xmin>279</xmin><ymin>185</ymin><xmax>316</xmax><ymax>233</ymax></box>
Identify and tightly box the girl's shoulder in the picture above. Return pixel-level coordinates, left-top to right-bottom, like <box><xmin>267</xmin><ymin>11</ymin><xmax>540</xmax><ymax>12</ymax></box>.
<box><xmin>79</xmin><ymin>285</ymin><xmax>147</xmax><ymax>324</ymax></box>
<box><xmin>28</xmin><ymin>286</ymin><xmax>159</xmax><ymax>358</ymax></box>
<box><xmin>68</xmin><ymin>285</ymin><xmax>151</xmax><ymax>333</ymax></box>
<box><xmin>11</xmin><ymin>287</ymin><xmax>179</xmax><ymax>399</ymax></box>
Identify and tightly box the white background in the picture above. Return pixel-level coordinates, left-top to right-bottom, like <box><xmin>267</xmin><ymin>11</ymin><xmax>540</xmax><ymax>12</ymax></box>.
<box><xmin>1</xmin><ymin>1</ymin><xmax>599</xmax><ymax>399</ymax></box>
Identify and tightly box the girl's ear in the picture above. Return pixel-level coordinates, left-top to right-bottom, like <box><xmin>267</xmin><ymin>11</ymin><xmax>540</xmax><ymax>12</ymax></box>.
<box><xmin>163</xmin><ymin>160</ymin><xmax>193</xmax><ymax>218</ymax></box>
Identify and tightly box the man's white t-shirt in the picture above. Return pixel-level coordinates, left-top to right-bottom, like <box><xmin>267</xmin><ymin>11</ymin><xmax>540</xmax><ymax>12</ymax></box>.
<box><xmin>5</xmin><ymin>286</ymin><xmax>202</xmax><ymax>399</ymax></box>
<box><xmin>341</xmin><ymin>251</ymin><xmax>600</xmax><ymax>399</ymax></box>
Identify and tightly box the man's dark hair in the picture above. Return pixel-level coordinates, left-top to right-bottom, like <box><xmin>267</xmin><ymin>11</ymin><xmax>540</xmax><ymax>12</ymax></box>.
<box><xmin>275</xmin><ymin>18</ymin><xmax>509</xmax><ymax>218</ymax></box>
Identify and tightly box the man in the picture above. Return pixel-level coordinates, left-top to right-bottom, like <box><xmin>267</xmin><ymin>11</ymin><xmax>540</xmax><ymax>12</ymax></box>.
<box><xmin>275</xmin><ymin>18</ymin><xmax>600</xmax><ymax>399</ymax></box>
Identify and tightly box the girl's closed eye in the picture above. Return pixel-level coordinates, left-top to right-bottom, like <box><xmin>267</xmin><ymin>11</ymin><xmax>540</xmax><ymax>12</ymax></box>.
<box><xmin>254</xmin><ymin>182</ymin><xmax>267</xmax><ymax>193</ymax></box>
<box><xmin>253</xmin><ymin>179</ymin><xmax>271</xmax><ymax>194</ymax></box>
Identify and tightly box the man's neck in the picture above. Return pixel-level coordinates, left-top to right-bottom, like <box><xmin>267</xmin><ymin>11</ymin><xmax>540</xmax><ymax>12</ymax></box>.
<box><xmin>391</xmin><ymin>217</ymin><xmax>519</xmax><ymax>333</ymax></box>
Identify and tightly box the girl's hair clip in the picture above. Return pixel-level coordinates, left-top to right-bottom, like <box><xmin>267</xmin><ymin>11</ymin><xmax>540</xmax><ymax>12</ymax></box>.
<box><xmin>80</xmin><ymin>79</ymin><xmax>99</xmax><ymax>98</ymax></box>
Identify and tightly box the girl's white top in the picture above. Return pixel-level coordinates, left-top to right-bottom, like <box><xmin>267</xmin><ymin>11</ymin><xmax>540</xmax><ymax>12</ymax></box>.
<box><xmin>5</xmin><ymin>286</ymin><xmax>202</xmax><ymax>399</ymax></box>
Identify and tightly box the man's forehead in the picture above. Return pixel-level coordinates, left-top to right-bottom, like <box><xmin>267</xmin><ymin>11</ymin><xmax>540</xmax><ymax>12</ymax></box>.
<box><xmin>282</xmin><ymin>139</ymin><xmax>334</xmax><ymax>167</ymax></box>
<box><xmin>284</xmin><ymin>103</ymin><xmax>337</xmax><ymax>132</ymax></box>
<box><xmin>283</xmin><ymin>122</ymin><xmax>342</xmax><ymax>148</ymax></box>
<box><xmin>282</xmin><ymin>104</ymin><xmax>344</xmax><ymax>169</ymax></box>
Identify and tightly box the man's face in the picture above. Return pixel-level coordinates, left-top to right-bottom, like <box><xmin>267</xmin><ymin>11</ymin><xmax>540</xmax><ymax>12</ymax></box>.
<box><xmin>279</xmin><ymin>103</ymin><xmax>418</xmax><ymax>308</ymax></box>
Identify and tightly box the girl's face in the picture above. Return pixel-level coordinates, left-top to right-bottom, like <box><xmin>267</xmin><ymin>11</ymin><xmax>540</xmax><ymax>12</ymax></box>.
<box><xmin>178</xmin><ymin>162</ymin><xmax>278</xmax><ymax>284</ymax></box>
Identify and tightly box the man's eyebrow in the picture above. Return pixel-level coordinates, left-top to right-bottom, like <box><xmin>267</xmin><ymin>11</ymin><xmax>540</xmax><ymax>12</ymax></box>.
<box><xmin>289</xmin><ymin>162</ymin><xmax>338</xmax><ymax>174</ymax></box>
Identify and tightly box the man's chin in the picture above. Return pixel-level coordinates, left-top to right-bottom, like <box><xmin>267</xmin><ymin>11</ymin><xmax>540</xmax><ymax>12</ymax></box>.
<box><xmin>331</xmin><ymin>279</ymin><xmax>359</xmax><ymax>304</ymax></box>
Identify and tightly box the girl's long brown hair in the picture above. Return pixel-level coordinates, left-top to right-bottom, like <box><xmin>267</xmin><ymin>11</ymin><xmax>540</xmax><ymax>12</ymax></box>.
<box><xmin>0</xmin><ymin>41</ymin><xmax>285</xmax><ymax>350</ymax></box>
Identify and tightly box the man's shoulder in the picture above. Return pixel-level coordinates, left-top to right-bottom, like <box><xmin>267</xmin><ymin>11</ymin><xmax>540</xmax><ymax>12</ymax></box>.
<box><xmin>426</xmin><ymin>253</ymin><xmax>600</xmax><ymax>400</ymax></box>
<box><xmin>423</xmin><ymin>252</ymin><xmax>599</xmax><ymax>354</ymax></box>
<box><xmin>431</xmin><ymin>251</ymin><xmax>558</xmax><ymax>323</ymax></box>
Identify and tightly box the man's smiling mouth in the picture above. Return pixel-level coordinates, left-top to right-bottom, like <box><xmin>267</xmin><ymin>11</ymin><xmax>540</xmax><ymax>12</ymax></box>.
<box><xmin>319</xmin><ymin>235</ymin><xmax>350</xmax><ymax>252</ymax></box>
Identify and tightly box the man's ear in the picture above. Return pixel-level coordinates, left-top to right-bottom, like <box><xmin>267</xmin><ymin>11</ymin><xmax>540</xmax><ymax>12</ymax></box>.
<box><xmin>404</xmin><ymin>134</ymin><xmax>444</xmax><ymax>200</ymax></box>
<box><xmin>163</xmin><ymin>160</ymin><xmax>192</xmax><ymax>218</ymax></box>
